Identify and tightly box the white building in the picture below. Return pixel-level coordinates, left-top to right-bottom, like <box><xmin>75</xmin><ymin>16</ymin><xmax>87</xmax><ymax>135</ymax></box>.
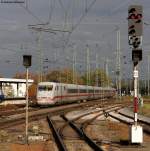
<box><xmin>0</xmin><ymin>78</ymin><xmax>34</xmax><ymax>104</ymax></box>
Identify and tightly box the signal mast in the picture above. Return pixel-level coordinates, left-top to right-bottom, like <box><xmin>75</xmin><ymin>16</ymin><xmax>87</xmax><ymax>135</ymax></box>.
<box><xmin>128</xmin><ymin>5</ymin><xmax>143</xmax><ymax>144</ymax></box>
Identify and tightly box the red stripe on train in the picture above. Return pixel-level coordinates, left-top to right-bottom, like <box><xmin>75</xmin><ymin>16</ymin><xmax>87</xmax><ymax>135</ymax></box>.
<box><xmin>51</xmin><ymin>93</ymin><xmax>114</xmax><ymax>100</ymax></box>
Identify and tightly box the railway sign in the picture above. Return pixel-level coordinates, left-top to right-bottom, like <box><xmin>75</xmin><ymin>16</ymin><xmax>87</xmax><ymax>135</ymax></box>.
<box><xmin>128</xmin><ymin>5</ymin><xmax>143</xmax><ymax>37</ymax></box>
<box><xmin>128</xmin><ymin>5</ymin><xmax>143</xmax><ymax>48</ymax></box>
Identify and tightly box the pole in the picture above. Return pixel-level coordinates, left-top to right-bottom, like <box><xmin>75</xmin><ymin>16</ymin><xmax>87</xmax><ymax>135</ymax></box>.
<box><xmin>148</xmin><ymin>55</ymin><xmax>150</xmax><ymax>96</ymax></box>
<box><xmin>86</xmin><ymin>45</ymin><xmax>90</xmax><ymax>86</ymax></box>
<box><xmin>25</xmin><ymin>67</ymin><xmax>29</xmax><ymax>143</ymax></box>
<box><xmin>105</xmin><ymin>58</ymin><xmax>109</xmax><ymax>87</ymax></box>
<box><xmin>96</xmin><ymin>54</ymin><xmax>98</xmax><ymax>86</ymax></box>
<box><xmin>133</xmin><ymin>65</ymin><xmax>138</xmax><ymax>125</ymax></box>
<box><xmin>117</xmin><ymin>29</ymin><xmax>121</xmax><ymax>99</ymax></box>
<box><xmin>37</xmin><ymin>31</ymin><xmax>42</xmax><ymax>83</ymax></box>
<box><xmin>73</xmin><ymin>50</ymin><xmax>76</xmax><ymax>84</ymax></box>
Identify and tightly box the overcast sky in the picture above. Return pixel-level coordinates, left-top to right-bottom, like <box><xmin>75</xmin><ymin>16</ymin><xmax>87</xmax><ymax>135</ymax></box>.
<box><xmin>0</xmin><ymin>0</ymin><xmax>149</xmax><ymax>80</ymax></box>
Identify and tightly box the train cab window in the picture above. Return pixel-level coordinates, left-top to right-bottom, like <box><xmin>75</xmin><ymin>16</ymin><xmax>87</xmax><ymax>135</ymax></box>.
<box><xmin>38</xmin><ymin>85</ymin><xmax>53</xmax><ymax>91</ymax></box>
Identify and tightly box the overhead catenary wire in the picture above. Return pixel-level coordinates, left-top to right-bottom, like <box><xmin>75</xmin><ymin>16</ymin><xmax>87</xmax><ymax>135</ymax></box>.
<box><xmin>111</xmin><ymin>0</ymin><xmax>131</xmax><ymax>14</ymax></box>
<box><xmin>71</xmin><ymin>0</ymin><xmax>97</xmax><ymax>33</ymax></box>
<box><xmin>47</xmin><ymin>0</ymin><xmax>55</xmax><ymax>25</ymax></box>
<box><xmin>18</xmin><ymin>2</ymin><xmax>46</xmax><ymax>24</ymax></box>
<box><xmin>61</xmin><ymin>0</ymin><xmax>98</xmax><ymax>49</ymax></box>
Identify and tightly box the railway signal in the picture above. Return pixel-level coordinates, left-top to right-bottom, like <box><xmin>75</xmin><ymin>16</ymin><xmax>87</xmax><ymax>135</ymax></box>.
<box><xmin>128</xmin><ymin>5</ymin><xmax>143</xmax><ymax>37</ymax></box>
<box><xmin>132</xmin><ymin>49</ymin><xmax>142</xmax><ymax>64</ymax></box>
<box><xmin>23</xmin><ymin>55</ymin><xmax>32</xmax><ymax>67</ymax></box>
<box><xmin>23</xmin><ymin>55</ymin><xmax>32</xmax><ymax>144</ymax></box>
<box><xmin>128</xmin><ymin>5</ymin><xmax>143</xmax><ymax>51</ymax></box>
<box><xmin>128</xmin><ymin>5</ymin><xmax>143</xmax><ymax>64</ymax></box>
<box><xmin>128</xmin><ymin>5</ymin><xmax>143</xmax><ymax>144</ymax></box>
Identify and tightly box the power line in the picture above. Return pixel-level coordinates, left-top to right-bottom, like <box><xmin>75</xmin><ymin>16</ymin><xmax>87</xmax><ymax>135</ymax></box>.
<box><xmin>71</xmin><ymin>0</ymin><xmax>97</xmax><ymax>33</ymax></box>
<box><xmin>61</xmin><ymin>0</ymin><xmax>97</xmax><ymax>50</ymax></box>
<box><xmin>47</xmin><ymin>0</ymin><xmax>55</xmax><ymax>24</ymax></box>
<box><xmin>18</xmin><ymin>2</ymin><xmax>46</xmax><ymax>24</ymax></box>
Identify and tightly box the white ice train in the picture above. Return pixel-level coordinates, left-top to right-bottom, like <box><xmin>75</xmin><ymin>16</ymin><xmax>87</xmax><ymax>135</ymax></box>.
<box><xmin>37</xmin><ymin>82</ymin><xmax>116</xmax><ymax>105</ymax></box>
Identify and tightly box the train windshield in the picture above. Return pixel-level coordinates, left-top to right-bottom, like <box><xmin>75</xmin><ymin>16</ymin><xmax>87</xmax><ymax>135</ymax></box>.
<box><xmin>38</xmin><ymin>85</ymin><xmax>53</xmax><ymax>91</ymax></box>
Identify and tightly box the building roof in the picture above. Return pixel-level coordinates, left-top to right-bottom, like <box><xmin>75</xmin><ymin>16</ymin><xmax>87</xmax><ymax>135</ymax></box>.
<box><xmin>0</xmin><ymin>78</ymin><xmax>34</xmax><ymax>83</ymax></box>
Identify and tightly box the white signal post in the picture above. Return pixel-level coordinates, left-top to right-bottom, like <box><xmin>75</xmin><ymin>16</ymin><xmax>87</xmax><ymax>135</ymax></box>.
<box><xmin>25</xmin><ymin>67</ymin><xmax>29</xmax><ymax>143</ymax></box>
<box><xmin>23</xmin><ymin>55</ymin><xmax>32</xmax><ymax>144</ymax></box>
<box><xmin>133</xmin><ymin>67</ymin><xmax>138</xmax><ymax>125</ymax></box>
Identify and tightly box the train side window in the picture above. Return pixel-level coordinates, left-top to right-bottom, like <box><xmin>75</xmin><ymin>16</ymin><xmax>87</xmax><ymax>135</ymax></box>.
<box><xmin>79</xmin><ymin>89</ymin><xmax>87</xmax><ymax>93</ymax></box>
<box><xmin>67</xmin><ymin>89</ymin><xmax>78</xmax><ymax>93</ymax></box>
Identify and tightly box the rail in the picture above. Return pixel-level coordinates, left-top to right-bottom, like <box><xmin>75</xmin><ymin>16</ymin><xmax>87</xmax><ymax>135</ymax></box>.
<box><xmin>47</xmin><ymin>116</ymin><xmax>68</xmax><ymax>151</ymax></box>
<box><xmin>61</xmin><ymin>115</ymin><xmax>104</xmax><ymax>151</ymax></box>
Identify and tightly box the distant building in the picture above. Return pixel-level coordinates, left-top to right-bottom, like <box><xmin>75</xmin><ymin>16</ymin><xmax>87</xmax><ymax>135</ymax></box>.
<box><xmin>0</xmin><ymin>78</ymin><xmax>34</xmax><ymax>100</ymax></box>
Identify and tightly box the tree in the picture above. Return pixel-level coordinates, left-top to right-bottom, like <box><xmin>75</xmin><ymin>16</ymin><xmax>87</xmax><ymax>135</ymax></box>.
<box><xmin>81</xmin><ymin>69</ymin><xmax>112</xmax><ymax>86</ymax></box>
<box><xmin>13</xmin><ymin>72</ymin><xmax>38</xmax><ymax>84</ymax></box>
<box><xmin>28</xmin><ymin>83</ymin><xmax>37</xmax><ymax>100</ymax></box>
<box><xmin>45</xmin><ymin>68</ymin><xmax>84</xmax><ymax>84</ymax></box>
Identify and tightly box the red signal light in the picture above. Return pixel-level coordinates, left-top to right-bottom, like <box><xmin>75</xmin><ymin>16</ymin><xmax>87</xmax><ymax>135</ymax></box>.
<box><xmin>137</xmin><ymin>14</ymin><xmax>142</xmax><ymax>19</ymax></box>
<box><xmin>128</xmin><ymin>14</ymin><xmax>136</xmax><ymax>19</ymax></box>
<box><xmin>128</xmin><ymin>14</ymin><xmax>142</xmax><ymax>20</ymax></box>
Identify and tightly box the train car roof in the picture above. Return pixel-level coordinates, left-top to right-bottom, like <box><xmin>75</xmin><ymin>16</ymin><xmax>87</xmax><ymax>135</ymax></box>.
<box><xmin>38</xmin><ymin>82</ymin><xmax>115</xmax><ymax>90</ymax></box>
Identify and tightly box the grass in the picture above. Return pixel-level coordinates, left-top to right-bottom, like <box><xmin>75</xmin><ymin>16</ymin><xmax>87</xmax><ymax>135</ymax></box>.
<box><xmin>144</xmin><ymin>103</ymin><xmax>150</xmax><ymax>109</ymax></box>
<box><xmin>142</xmin><ymin>95</ymin><xmax>150</xmax><ymax>99</ymax></box>
<box><xmin>139</xmin><ymin>103</ymin><xmax>150</xmax><ymax>117</ymax></box>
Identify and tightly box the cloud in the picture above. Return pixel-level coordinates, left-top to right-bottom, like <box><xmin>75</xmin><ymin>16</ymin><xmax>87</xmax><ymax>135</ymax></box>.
<box><xmin>0</xmin><ymin>0</ymin><xmax>149</xmax><ymax>78</ymax></box>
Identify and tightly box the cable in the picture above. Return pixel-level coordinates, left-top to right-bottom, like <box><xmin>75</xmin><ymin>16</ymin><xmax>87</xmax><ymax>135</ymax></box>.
<box><xmin>111</xmin><ymin>0</ymin><xmax>131</xmax><ymax>14</ymax></box>
<box><xmin>18</xmin><ymin>2</ymin><xmax>45</xmax><ymax>24</ymax></box>
<box><xmin>0</xmin><ymin>46</ymin><xmax>19</xmax><ymax>53</ymax></box>
<box><xmin>62</xmin><ymin>0</ymin><xmax>97</xmax><ymax>49</ymax></box>
<box><xmin>58</xmin><ymin>0</ymin><xmax>66</xmax><ymax>13</ymax></box>
<box><xmin>71</xmin><ymin>0</ymin><xmax>97</xmax><ymax>33</ymax></box>
<box><xmin>47</xmin><ymin>0</ymin><xmax>55</xmax><ymax>24</ymax></box>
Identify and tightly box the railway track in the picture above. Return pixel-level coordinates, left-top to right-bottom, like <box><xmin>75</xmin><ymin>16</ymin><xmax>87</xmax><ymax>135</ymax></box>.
<box><xmin>108</xmin><ymin>110</ymin><xmax>150</xmax><ymax>134</ymax></box>
<box><xmin>47</xmin><ymin>116</ymin><xmax>68</xmax><ymax>151</ymax></box>
<box><xmin>1</xmin><ymin>99</ymin><xmax>149</xmax><ymax>150</ymax></box>
<box><xmin>0</xmin><ymin>99</ymin><xmax>120</xmax><ymax>129</ymax></box>
<box><xmin>46</xmin><ymin>104</ymin><xmax>129</xmax><ymax>151</ymax></box>
<box><xmin>0</xmin><ymin>107</ymin><xmax>38</xmax><ymax>117</ymax></box>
